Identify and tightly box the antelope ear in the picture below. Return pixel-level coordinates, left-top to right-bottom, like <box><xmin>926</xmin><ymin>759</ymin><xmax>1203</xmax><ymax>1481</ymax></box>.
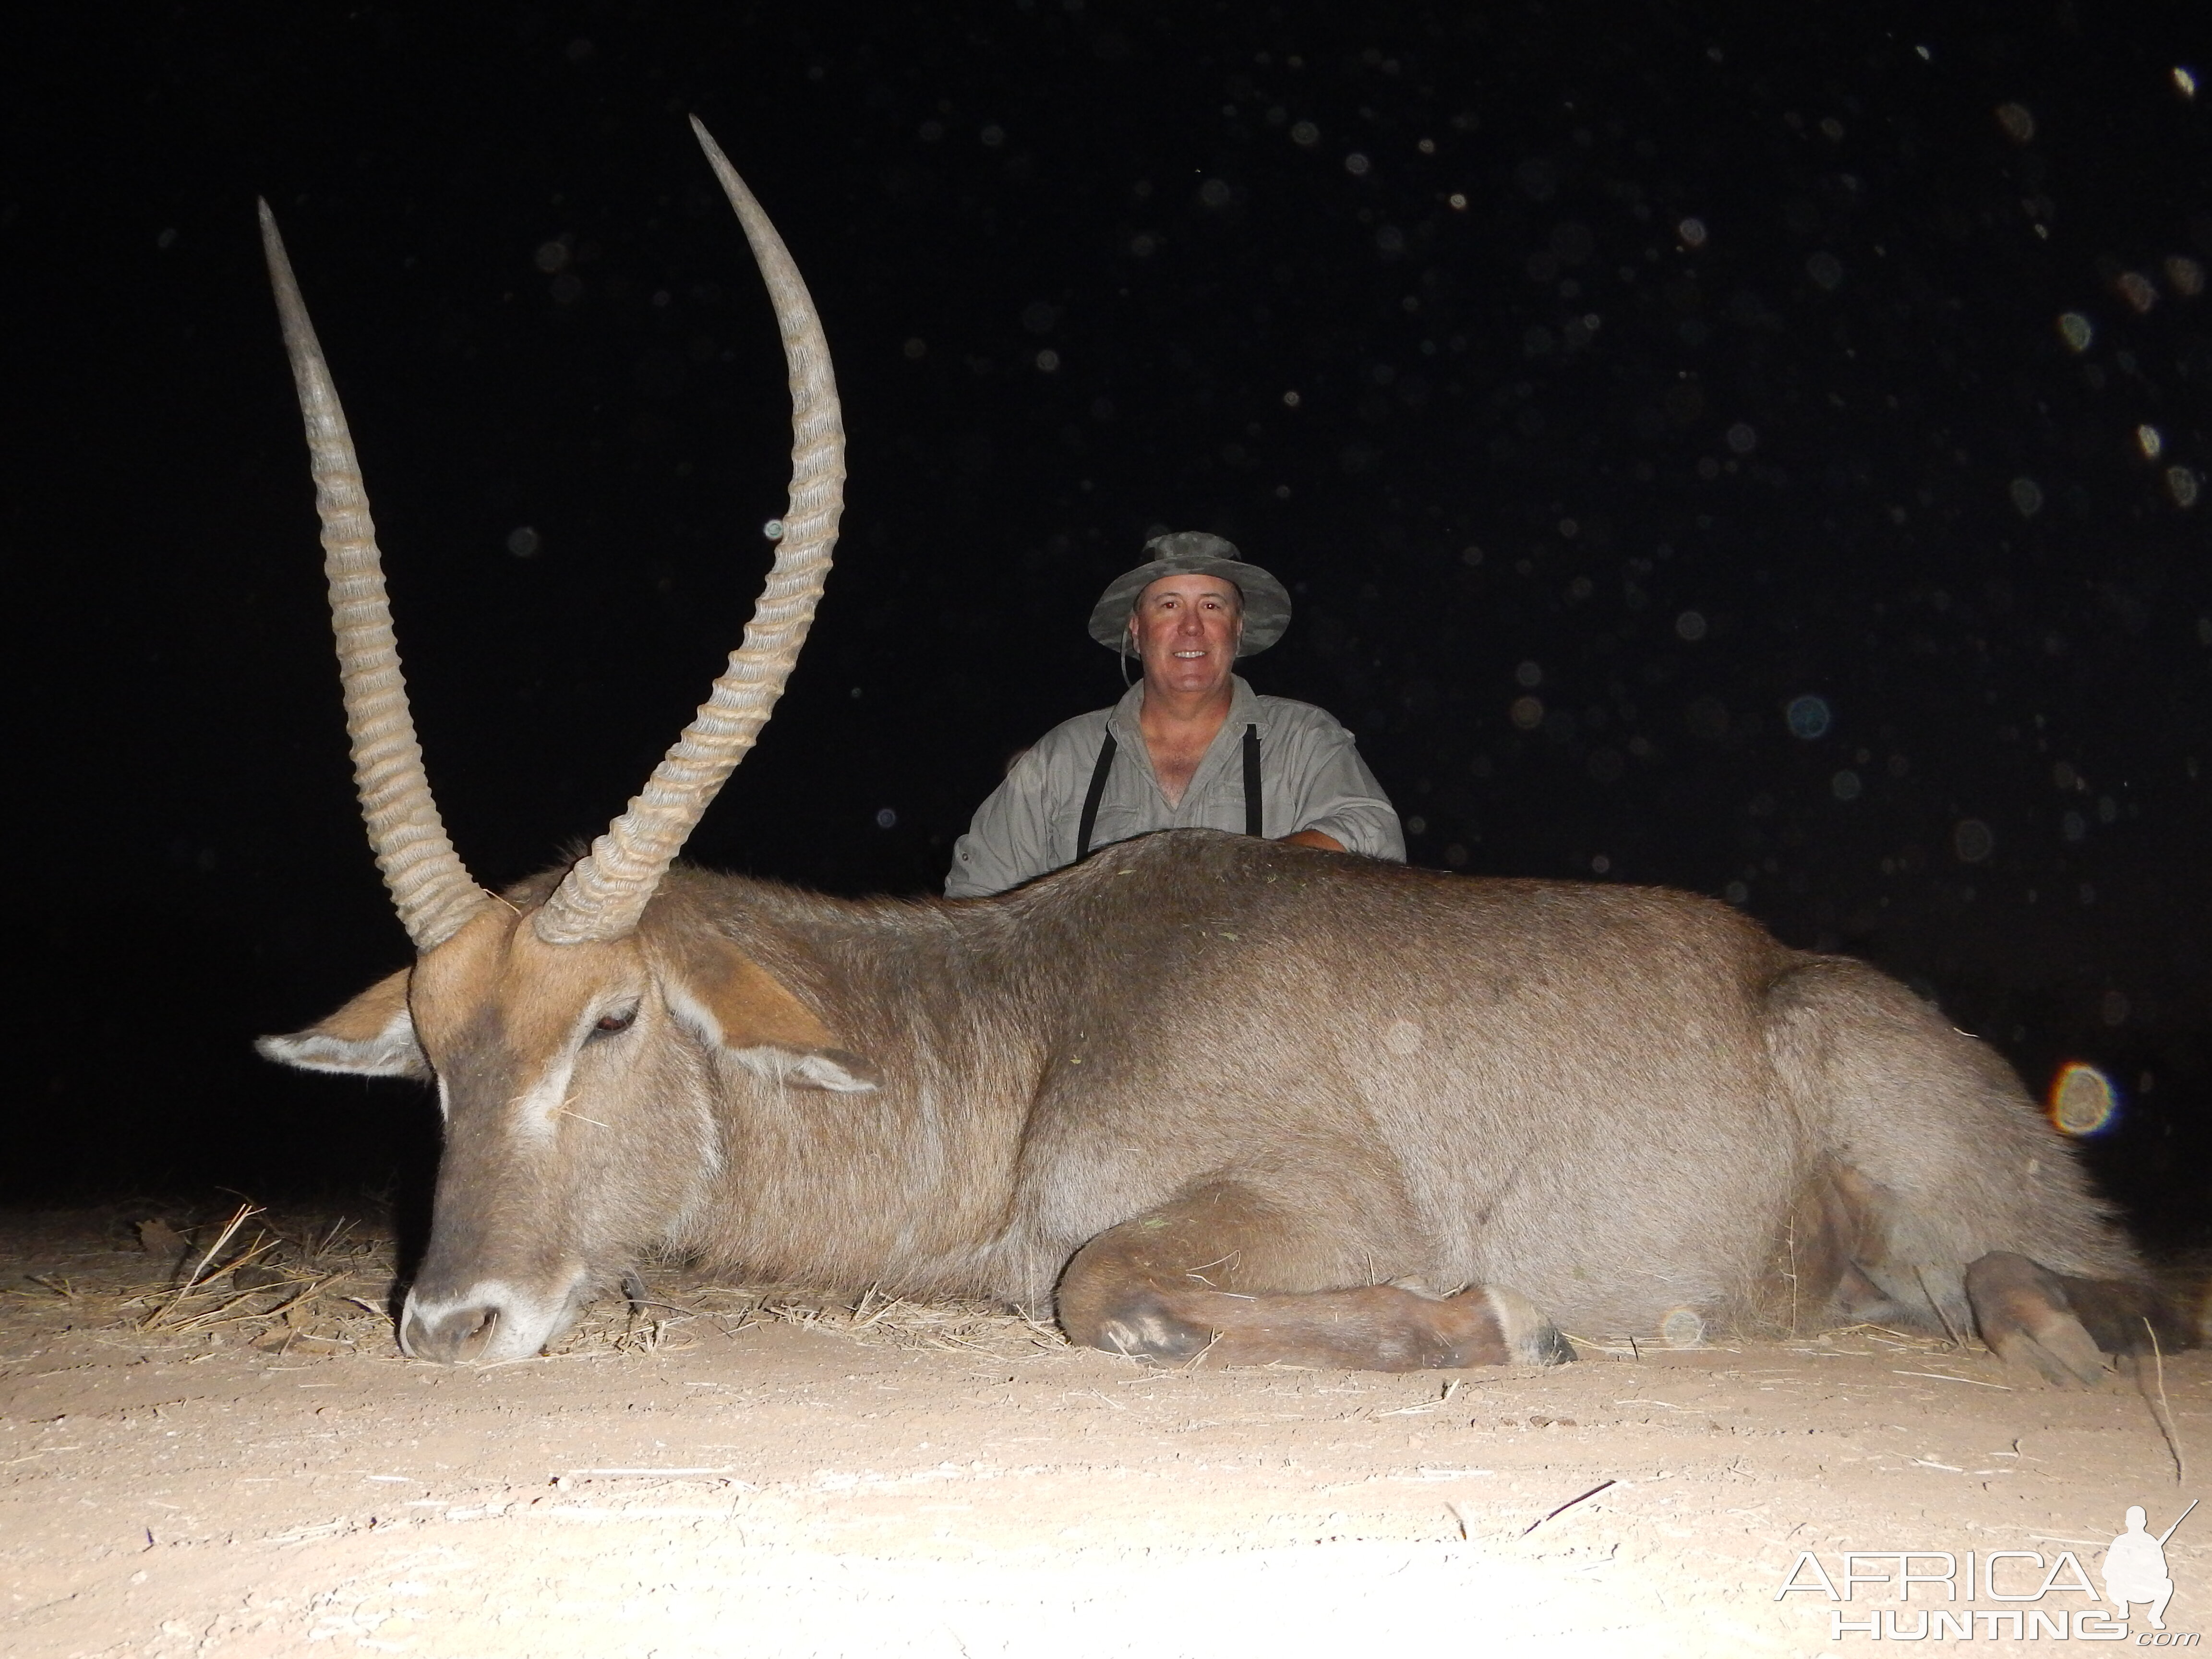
<box><xmin>255</xmin><ymin>968</ymin><xmax>431</xmax><ymax>1080</ymax></box>
<box><xmin>664</xmin><ymin>937</ymin><xmax>880</xmax><ymax>1093</ymax></box>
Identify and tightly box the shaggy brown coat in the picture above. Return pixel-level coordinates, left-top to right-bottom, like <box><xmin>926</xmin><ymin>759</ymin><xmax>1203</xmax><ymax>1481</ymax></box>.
<box><xmin>268</xmin><ymin>829</ymin><xmax>2151</xmax><ymax>1382</ymax></box>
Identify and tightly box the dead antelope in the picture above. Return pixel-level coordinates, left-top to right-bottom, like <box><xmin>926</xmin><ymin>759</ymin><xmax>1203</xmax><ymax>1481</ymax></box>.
<box><xmin>258</xmin><ymin>121</ymin><xmax>2169</xmax><ymax>1387</ymax></box>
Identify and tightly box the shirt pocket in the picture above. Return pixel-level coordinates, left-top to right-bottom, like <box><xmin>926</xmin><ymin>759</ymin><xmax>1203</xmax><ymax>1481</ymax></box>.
<box><xmin>1082</xmin><ymin>800</ymin><xmax>1159</xmax><ymax>852</ymax></box>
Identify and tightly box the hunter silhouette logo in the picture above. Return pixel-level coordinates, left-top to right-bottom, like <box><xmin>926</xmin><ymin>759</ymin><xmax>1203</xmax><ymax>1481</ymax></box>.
<box><xmin>2106</xmin><ymin>1501</ymin><xmax>2194</xmax><ymax>1632</ymax></box>
<box><xmin>1776</xmin><ymin>1498</ymin><xmax>2197</xmax><ymax>1642</ymax></box>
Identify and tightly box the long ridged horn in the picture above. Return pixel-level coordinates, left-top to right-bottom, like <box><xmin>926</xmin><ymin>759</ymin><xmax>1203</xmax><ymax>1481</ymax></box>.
<box><xmin>531</xmin><ymin>119</ymin><xmax>846</xmax><ymax>946</ymax></box>
<box><xmin>260</xmin><ymin>201</ymin><xmax>493</xmax><ymax>951</ymax></box>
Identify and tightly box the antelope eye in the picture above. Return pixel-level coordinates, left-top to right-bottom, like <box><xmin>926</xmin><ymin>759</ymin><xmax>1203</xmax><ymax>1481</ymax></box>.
<box><xmin>590</xmin><ymin>1008</ymin><xmax>637</xmax><ymax>1037</ymax></box>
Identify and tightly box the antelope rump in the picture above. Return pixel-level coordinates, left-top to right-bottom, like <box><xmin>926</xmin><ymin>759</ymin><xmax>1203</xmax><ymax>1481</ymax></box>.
<box><xmin>257</xmin><ymin>121</ymin><xmax>2167</xmax><ymax>1386</ymax></box>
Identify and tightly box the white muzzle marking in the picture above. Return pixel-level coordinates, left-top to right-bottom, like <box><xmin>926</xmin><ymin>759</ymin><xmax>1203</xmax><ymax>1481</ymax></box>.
<box><xmin>401</xmin><ymin>1275</ymin><xmax>584</xmax><ymax>1365</ymax></box>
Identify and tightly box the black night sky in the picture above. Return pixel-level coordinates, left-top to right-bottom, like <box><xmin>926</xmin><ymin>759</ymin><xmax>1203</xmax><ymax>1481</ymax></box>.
<box><xmin>7</xmin><ymin>4</ymin><xmax>2207</xmax><ymax>1240</ymax></box>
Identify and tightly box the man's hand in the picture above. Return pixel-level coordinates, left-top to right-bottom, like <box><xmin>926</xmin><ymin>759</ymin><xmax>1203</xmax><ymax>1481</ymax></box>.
<box><xmin>1279</xmin><ymin>829</ymin><xmax>1346</xmax><ymax>853</ymax></box>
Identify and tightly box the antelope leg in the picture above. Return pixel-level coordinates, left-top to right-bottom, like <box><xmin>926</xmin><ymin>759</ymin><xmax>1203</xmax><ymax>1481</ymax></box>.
<box><xmin>1965</xmin><ymin>1250</ymin><xmax>2110</xmax><ymax>1388</ymax></box>
<box><xmin>1056</xmin><ymin>1180</ymin><xmax>1572</xmax><ymax>1371</ymax></box>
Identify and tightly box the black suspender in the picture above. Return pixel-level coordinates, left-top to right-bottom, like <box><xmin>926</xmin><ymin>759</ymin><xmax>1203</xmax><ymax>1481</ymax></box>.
<box><xmin>1240</xmin><ymin>722</ymin><xmax>1262</xmax><ymax>839</ymax></box>
<box><xmin>1076</xmin><ymin>723</ymin><xmax>1261</xmax><ymax>861</ymax></box>
<box><xmin>1076</xmin><ymin>733</ymin><xmax>1117</xmax><ymax>861</ymax></box>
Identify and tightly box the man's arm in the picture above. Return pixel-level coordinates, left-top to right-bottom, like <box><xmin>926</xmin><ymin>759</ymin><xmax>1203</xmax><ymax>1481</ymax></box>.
<box><xmin>945</xmin><ymin>722</ymin><xmax>1094</xmax><ymax>897</ymax></box>
<box><xmin>947</xmin><ymin>753</ymin><xmax>1051</xmax><ymax>897</ymax></box>
<box><xmin>1265</xmin><ymin>706</ymin><xmax>1405</xmax><ymax>861</ymax></box>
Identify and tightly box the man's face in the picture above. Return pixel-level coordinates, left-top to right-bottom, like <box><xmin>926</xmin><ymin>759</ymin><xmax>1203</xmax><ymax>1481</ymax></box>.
<box><xmin>1129</xmin><ymin>572</ymin><xmax>1242</xmax><ymax>697</ymax></box>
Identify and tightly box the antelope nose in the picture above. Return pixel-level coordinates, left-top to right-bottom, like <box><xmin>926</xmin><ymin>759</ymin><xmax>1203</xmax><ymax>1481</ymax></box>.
<box><xmin>400</xmin><ymin>1293</ymin><xmax>504</xmax><ymax>1363</ymax></box>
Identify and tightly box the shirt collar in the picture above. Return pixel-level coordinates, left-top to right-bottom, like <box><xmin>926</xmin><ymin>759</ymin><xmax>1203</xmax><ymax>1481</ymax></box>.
<box><xmin>1107</xmin><ymin>674</ymin><xmax>1259</xmax><ymax>742</ymax></box>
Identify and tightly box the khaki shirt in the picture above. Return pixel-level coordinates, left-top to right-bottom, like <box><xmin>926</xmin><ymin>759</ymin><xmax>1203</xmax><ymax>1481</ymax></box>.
<box><xmin>946</xmin><ymin>675</ymin><xmax>1404</xmax><ymax>897</ymax></box>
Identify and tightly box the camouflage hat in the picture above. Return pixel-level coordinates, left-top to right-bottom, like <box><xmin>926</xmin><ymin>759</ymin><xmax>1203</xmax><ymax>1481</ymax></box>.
<box><xmin>1085</xmin><ymin>531</ymin><xmax>1294</xmax><ymax>657</ymax></box>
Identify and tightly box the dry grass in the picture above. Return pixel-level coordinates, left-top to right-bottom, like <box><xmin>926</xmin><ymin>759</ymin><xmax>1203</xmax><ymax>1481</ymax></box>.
<box><xmin>551</xmin><ymin>1276</ymin><xmax>1066</xmax><ymax>1361</ymax></box>
<box><xmin>8</xmin><ymin>1207</ymin><xmax>2023</xmax><ymax>1374</ymax></box>
<box><xmin>4</xmin><ymin>1204</ymin><xmax>403</xmax><ymax>1358</ymax></box>
<box><xmin>1</xmin><ymin>1206</ymin><xmax>1066</xmax><ymax>1364</ymax></box>
<box><xmin>12</xmin><ymin>1206</ymin><xmax>2000</xmax><ymax>1371</ymax></box>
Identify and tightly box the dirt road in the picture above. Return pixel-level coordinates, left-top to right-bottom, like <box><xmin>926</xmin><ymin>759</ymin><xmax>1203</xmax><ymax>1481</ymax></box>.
<box><xmin>3</xmin><ymin>1209</ymin><xmax>2200</xmax><ymax>1656</ymax></box>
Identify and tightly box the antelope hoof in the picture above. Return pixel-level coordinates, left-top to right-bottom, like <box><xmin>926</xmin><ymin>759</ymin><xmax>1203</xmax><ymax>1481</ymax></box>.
<box><xmin>1966</xmin><ymin>1251</ymin><xmax>2109</xmax><ymax>1388</ymax></box>
<box><xmin>1466</xmin><ymin>1285</ymin><xmax>1576</xmax><ymax>1368</ymax></box>
<box><xmin>1094</xmin><ymin>1292</ymin><xmax>1212</xmax><ymax>1362</ymax></box>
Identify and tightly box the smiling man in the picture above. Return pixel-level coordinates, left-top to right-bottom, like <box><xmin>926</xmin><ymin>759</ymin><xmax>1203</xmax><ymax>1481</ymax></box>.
<box><xmin>946</xmin><ymin>531</ymin><xmax>1405</xmax><ymax>897</ymax></box>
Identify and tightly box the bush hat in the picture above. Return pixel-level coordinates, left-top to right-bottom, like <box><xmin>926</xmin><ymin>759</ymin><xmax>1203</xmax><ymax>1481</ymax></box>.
<box><xmin>1085</xmin><ymin>531</ymin><xmax>1294</xmax><ymax>657</ymax></box>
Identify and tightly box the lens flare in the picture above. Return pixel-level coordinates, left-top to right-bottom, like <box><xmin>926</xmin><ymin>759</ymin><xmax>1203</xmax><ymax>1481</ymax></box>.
<box><xmin>2047</xmin><ymin>1061</ymin><xmax>2118</xmax><ymax>1137</ymax></box>
<box><xmin>1787</xmin><ymin>694</ymin><xmax>1833</xmax><ymax>739</ymax></box>
<box><xmin>1659</xmin><ymin>1307</ymin><xmax>1707</xmax><ymax>1348</ymax></box>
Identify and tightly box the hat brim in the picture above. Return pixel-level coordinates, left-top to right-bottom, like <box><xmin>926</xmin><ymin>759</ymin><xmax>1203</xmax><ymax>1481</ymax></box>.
<box><xmin>1087</xmin><ymin>555</ymin><xmax>1292</xmax><ymax>656</ymax></box>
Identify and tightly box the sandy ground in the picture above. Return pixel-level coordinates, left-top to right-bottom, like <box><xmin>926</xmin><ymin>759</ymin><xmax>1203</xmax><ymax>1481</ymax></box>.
<box><xmin>2</xmin><ymin>1206</ymin><xmax>2203</xmax><ymax>1658</ymax></box>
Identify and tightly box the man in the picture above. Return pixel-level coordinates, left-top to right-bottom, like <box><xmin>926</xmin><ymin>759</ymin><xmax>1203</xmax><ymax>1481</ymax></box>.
<box><xmin>946</xmin><ymin>531</ymin><xmax>1404</xmax><ymax>897</ymax></box>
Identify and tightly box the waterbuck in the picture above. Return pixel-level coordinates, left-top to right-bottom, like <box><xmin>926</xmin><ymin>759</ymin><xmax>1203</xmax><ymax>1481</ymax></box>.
<box><xmin>258</xmin><ymin>121</ymin><xmax>2158</xmax><ymax>1387</ymax></box>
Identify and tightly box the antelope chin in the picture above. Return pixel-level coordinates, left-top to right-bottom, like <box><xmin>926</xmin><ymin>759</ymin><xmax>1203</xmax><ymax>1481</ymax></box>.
<box><xmin>399</xmin><ymin>1272</ymin><xmax>591</xmax><ymax>1365</ymax></box>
